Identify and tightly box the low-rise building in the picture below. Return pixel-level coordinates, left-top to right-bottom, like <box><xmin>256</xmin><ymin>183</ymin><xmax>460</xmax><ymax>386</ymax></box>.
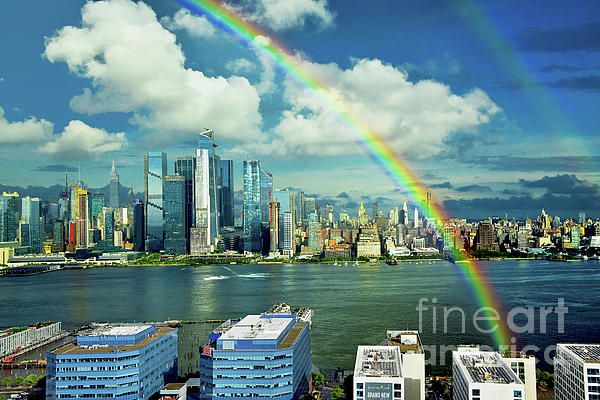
<box><xmin>200</xmin><ymin>312</ymin><xmax>312</xmax><ymax>400</ymax></box>
<box><xmin>555</xmin><ymin>344</ymin><xmax>600</xmax><ymax>400</ymax></box>
<box><xmin>46</xmin><ymin>324</ymin><xmax>178</xmax><ymax>400</ymax></box>
<box><xmin>452</xmin><ymin>347</ymin><xmax>524</xmax><ymax>400</ymax></box>
<box><xmin>386</xmin><ymin>331</ymin><xmax>424</xmax><ymax>400</ymax></box>
<box><xmin>353</xmin><ymin>346</ymin><xmax>404</xmax><ymax>400</ymax></box>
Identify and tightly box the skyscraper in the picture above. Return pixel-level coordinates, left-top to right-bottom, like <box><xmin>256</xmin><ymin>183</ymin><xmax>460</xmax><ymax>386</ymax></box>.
<box><xmin>401</xmin><ymin>201</ymin><xmax>409</xmax><ymax>226</ymax></box>
<box><xmin>101</xmin><ymin>207</ymin><xmax>115</xmax><ymax>245</ymax></box>
<box><xmin>269</xmin><ymin>200</ymin><xmax>280</xmax><ymax>253</ymax></box>
<box><xmin>274</xmin><ymin>189</ymin><xmax>295</xmax><ymax>255</ymax></box>
<box><xmin>413</xmin><ymin>207</ymin><xmax>419</xmax><ymax>229</ymax></box>
<box><xmin>21</xmin><ymin>196</ymin><xmax>42</xmax><ymax>253</ymax></box>
<box><xmin>175</xmin><ymin>156</ymin><xmax>196</xmax><ymax>250</ymax></box>
<box><xmin>0</xmin><ymin>192</ymin><xmax>19</xmax><ymax>242</ymax></box>
<box><xmin>191</xmin><ymin>129</ymin><xmax>220</xmax><ymax>255</ymax></box>
<box><xmin>242</xmin><ymin>160</ymin><xmax>272</xmax><ymax>253</ymax></box>
<box><xmin>133</xmin><ymin>199</ymin><xmax>145</xmax><ymax>251</ymax></box>
<box><xmin>144</xmin><ymin>152</ymin><xmax>167</xmax><ymax>252</ymax></box>
<box><xmin>220</xmin><ymin>159</ymin><xmax>234</xmax><ymax>228</ymax></box>
<box><xmin>90</xmin><ymin>193</ymin><xmax>105</xmax><ymax>229</ymax></box>
<box><xmin>164</xmin><ymin>175</ymin><xmax>186</xmax><ymax>254</ymax></box>
<box><xmin>109</xmin><ymin>160</ymin><xmax>120</xmax><ymax>208</ymax></box>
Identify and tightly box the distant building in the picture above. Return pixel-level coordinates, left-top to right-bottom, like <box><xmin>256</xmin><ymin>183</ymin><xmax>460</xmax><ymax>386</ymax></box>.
<box><xmin>474</xmin><ymin>221</ymin><xmax>499</xmax><ymax>252</ymax></box>
<box><xmin>269</xmin><ymin>200</ymin><xmax>280</xmax><ymax>253</ymax></box>
<box><xmin>452</xmin><ymin>347</ymin><xmax>524</xmax><ymax>400</ymax></box>
<box><xmin>21</xmin><ymin>196</ymin><xmax>42</xmax><ymax>253</ymax></box>
<box><xmin>46</xmin><ymin>324</ymin><xmax>178</xmax><ymax>400</ymax></box>
<box><xmin>133</xmin><ymin>199</ymin><xmax>145</xmax><ymax>251</ymax></box>
<box><xmin>356</xmin><ymin>228</ymin><xmax>381</xmax><ymax>258</ymax></box>
<box><xmin>353</xmin><ymin>346</ymin><xmax>404</xmax><ymax>400</ymax></box>
<box><xmin>175</xmin><ymin>156</ymin><xmax>196</xmax><ymax>251</ymax></box>
<box><xmin>413</xmin><ymin>207</ymin><xmax>419</xmax><ymax>229</ymax></box>
<box><xmin>90</xmin><ymin>193</ymin><xmax>105</xmax><ymax>229</ymax></box>
<box><xmin>220</xmin><ymin>159</ymin><xmax>234</xmax><ymax>228</ymax></box>
<box><xmin>0</xmin><ymin>192</ymin><xmax>19</xmax><ymax>242</ymax></box>
<box><xmin>243</xmin><ymin>160</ymin><xmax>272</xmax><ymax>253</ymax></box>
<box><xmin>555</xmin><ymin>344</ymin><xmax>600</xmax><ymax>400</ymax></box>
<box><xmin>145</xmin><ymin>151</ymin><xmax>167</xmax><ymax>251</ymax></box>
<box><xmin>200</xmin><ymin>313</ymin><xmax>312</xmax><ymax>400</ymax></box>
<box><xmin>275</xmin><ymin>189</ymin><xmax>295</xmax><ymax>255</ymax></box>
<box><xmin>164</xmin><ymin>175</ymin><xmax>186</xmax><ymax>254</ymax></box>
<box><xmin>109</xmin><ymin>160</ymin><xmax>120</xmax><ymax>208</ymax></box>
<box><xmin>191</xmin><ymin>129</ymin><xmax>220</xmax><ymax>254</ymax></box>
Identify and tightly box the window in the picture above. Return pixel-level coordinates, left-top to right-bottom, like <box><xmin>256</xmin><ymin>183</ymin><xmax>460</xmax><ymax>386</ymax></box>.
<box><xmin>513</xmin><ymin>390</ymin><xmax>522</xmax><ymax>398</ymax></box>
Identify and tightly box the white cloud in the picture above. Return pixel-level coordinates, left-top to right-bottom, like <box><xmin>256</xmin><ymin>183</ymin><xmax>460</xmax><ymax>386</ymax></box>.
<box><xmin>0</xmin><ymin>107</ymin><xmax>53</xmax><ymax>145</ymax></box>
<box><xmin>160</xmin><ymin>8</ymin><xmax>215</xmax><ymax>38</ymax></box>
<box><xmin>44</xmin><ymin>0</ymin><xmax>263</xmax><ymax>145</ymax></box>
<box><xmin>229</xmin><ymin>0</ymin><xmax>335</xmax><ymax>31</ymax></box>
<box><xmin>39</xmin><ymin>120</ymin><xmax>126</xmax><ymax>160</ymax></box>
<box><xmin>226</xmin><ymin>58</ymin><xmax>256</xmax><ymax>74</ymax></box>
<box><xmin>269</xmin><ymin>58</ymin><xmax>500</xmax><ymax>158</ymax></box>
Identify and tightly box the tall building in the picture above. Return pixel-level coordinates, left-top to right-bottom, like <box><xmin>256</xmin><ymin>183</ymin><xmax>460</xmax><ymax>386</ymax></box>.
<box><xmin>0</xmin><ymin>192</ymin><xmax>19</xmax><ymax>242</ymax></box>
<box><xmin>109</xmin><ymin>160</ymin><xmax>120</xmax><ymax>208</ymax></box>
<box><xmin>474</xmin><ymin>220</ymin><xmax>500</xmax><ymax>252</ymax></box>
<box><xmin>275</xmin><ymin>189</ymin><xmax>295</xmax><ymax>255</ymax></box>
<box><xmin>21</xmin><ymin>196</ymin><xmax>42</xmax><ymax>253</ymax></box>
<box><xmin>269</xmin><ymin>200</ymin><xmax>280</xmax><ymax>253</ymax></box>
<box><xmin>191</xmin><ymin>129</ymin><xmax>220</xmax><ymax>254</ymax></box>
<box><xmin>133</xmin><ymin>199</ymin><xmax>145</xmax><ymax>251</ymax></box>
<box><xmin>90</xmin><ymin>193</ymin><xmax>105</xmax><ymax>229</ymax></box>
<box><xmin>401</xmin><ymin>201</ymin><xmax>409</xmax><ymax>226</ymax></box>
<box><xmin>164</xmin><ymin>175</ymin><xmax>186</xmax><ymax>254</ymax></box>
<box><xmin>413</xmin><ymin>207</ymin><xmax>419</xmax><ymax>229</ymax></box>
<box><xmin>220</xmin><ymin>159</ymin><xmax>234</xmax><ymax>228</ymax></box>
<box><xmin>242</xmin><ymin>160</ymin><xmax>272</xmax><ymax>253</ymax></box>
<box><xmin>358</xmin><ymin>202</ymin><xmax>369</xmax><ymax>227</ymax></box>
<box><xmin>144</xmin><ymin>151</ymin><xmax>167</xmax><ymax>251</ymax></box>
<box><xmin>175</xmin><ymin>156</ymin><xmax>196</xmax><ymax>250</ymax></box>
<box><xmin>452</xmin><ymin>347</ymin><xmax>524</xmax><ymax>400</ymax></box>
<box><xmin>386</xmin><ymin>331</ymin><xmax>425</xmax><ymax>400</ymax></box>
<box><xmin>52</xmin><ymin>220</ymin><xmax>65</xmax><ymax>252</ymax></box>
<box><xmin>200</xmin><ymin>312</ymin><xmax>312</xmax><ymax>400</ymax></box>
<box><xmin>353</xmin><ymin>346</ymin><xmax>404</xmax><ymax>400</ymax></box>
<box><xmin>555</xmin><ymin>344</ymin><xmax>600</xmax><ymax>400</ymax></box>
<box><xmin>46</xmin><ymin>324</ymin><xmax>178</xmax><ymax>400</ymax></box>
<box><xmin>101</xmin><ymin>207</ymin><xmax>115</xmax><ymax>244</ymax></box>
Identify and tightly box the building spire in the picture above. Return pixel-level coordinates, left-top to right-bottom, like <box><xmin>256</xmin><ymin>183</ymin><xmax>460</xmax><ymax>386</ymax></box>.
<box><xmin>111</xmin><ymin>159</ymin><xmax>117</xmax><ymax>177</ymax></box>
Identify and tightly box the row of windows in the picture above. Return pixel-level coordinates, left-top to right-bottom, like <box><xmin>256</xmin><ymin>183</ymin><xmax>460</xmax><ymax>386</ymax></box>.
<box><xmin>57</xmin><ymin>391</ymin><xmax>138</xmax><ymax>399</ymax></box>
<box><xmin>56</xmin><ymin>355</ymin><xmax>137</xmax><ymax>363</ymax></box>
<box><xmin>56</xmin><ymin>364</ymin><xmax>138</xmax><ymax>372</ymax></box>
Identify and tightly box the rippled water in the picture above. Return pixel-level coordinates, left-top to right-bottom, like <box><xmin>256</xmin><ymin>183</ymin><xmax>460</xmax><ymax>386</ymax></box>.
<box><xmin>0</xmin><ymin>260</ymin><xmax>598</xmax><ymax>370</ymax></box>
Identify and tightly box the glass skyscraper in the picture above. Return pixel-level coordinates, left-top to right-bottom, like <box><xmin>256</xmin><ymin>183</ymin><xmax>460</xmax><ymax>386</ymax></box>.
<box><xmin>274</xmin><ymin>190</ymin><xmax>295</xmax><ymax>254</ymax></box>
<box><xmin>133</xmin><ymin>199</ymin><xmax>145</xmax><ymax>251</ymax></box>
<box><xmin>144</xmin><ymin>152</ymin><xmax>167</xmax><ymax>251</ymax></box>
<box><xmin>90</xmin><ymin>193</ymin><xmax>105</xmax><ymax>228</ymax></box>
<box><xmin>0</xmin><ymin>192</ymin><xmax>19</xmax><ymax>242</ymax></box>
<box><xmin>220</xmin><ymin>159</ymin><xmax>234</xmax><ymax>228</ymax></box>
<box><xmin>243</xmin><ymin>161</ymin><xmax>272</xmax><ymax>253</ymax></box>
<box><xmin>191</xmin><ymin>130</ymin><xmax>220</xmax><ymax>254</ymax></box>
<box><xmin>175</xmin><ymin>156</ymin><xmax>196</xmax><ymax>251</ymax></box>
<box><xmin>21</xmin><ymin>196</ymin><xmax>42</xmax><ymax>253</ymax></box>
<box><xmin>164</xmin><ymin>175</ymin><xmax>186</xmax><ymax>254</ymax></box>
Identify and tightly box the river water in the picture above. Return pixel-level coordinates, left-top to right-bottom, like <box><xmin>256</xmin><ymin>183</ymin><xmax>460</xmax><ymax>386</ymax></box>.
<box><xmin>0</xmin><ymin>260</ymin><xmax>598</xmax><ymax>372</ymax></box>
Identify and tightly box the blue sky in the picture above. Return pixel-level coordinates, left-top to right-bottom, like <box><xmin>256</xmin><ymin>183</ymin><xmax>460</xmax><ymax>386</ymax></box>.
<box><xmin>1</xmin><ymin>0</ymin><xmax>600</xmax><ymax>218</ymax></box>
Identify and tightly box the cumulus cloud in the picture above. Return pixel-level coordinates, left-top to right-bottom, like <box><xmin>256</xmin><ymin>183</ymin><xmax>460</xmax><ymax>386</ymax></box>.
<box><xmin>228</xmin><ymin>0</ymin><xmax>335</xmax><ymax>31</ymax></box>
<box><xmin>44</xmin><ymin>0</ymin><xmax>263</xmax><ymax>144</ymax></box>
<box><xmin>0</xmin><ymin>107</ymin><xmax>125</xmax><ymax>159</ymax></box>
<box><xmin>0</xmin><ymin>107</ymin><xmax>53</xmax><ymax>145</ymax></box>
<box><xmin>226</xmin><ymin>58</ymin><xmax>257</xmax><ymax>74</ymax></box>
<box><xmin>39</xmin><ymin>121</ymin><xmax>126</xmax><ymax>160</ymax></box>
<box><xmin>160</xmin><ymin>8</ymin><xmax>215</xmax><ymax>38</ymax></box>
<box><xmin>268</xmin><ymin>58</ymin><xmax>500</xmax><ymax>158</ymax></box>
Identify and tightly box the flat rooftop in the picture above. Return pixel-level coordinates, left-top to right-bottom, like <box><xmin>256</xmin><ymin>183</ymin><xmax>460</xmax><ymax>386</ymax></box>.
<box><xmin>219</xmin><ymin>315</ymin><xmax>293</xmax><ymax>341</ymax></box>
<box><xmin>455</xmin><ymin>351</ymin><xmax>521</xmax><ymax>385</ymax></box>
<box><xmin>386</xmin><ymin>330</ymin><xmax>423</xmax><ymax>354</ymax></box>
<box><xmin>79</xmin><ymin>324</ymin><xmax>152</xmax><ymax>337</ymax></box>
<box><xmin>51</xmin><ymin>326</ymin><xmax>173</xmax><ymax>355</ymax></box>
<box><xmin>561</xmin><ymin>344</ymin><xmax>600</xmax><ymax>363</ymax></box>
<box><xmin>355</xmin><ymin>346</ymin><xmax>402</xmax><ymax>378</ymax></box>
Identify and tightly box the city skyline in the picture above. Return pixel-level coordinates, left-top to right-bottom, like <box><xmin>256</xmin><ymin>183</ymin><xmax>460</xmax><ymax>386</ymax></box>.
<box><xmin>1</xmin><ymin>1</ymin><xmax>600</xmax><ymax>218</ymax></box>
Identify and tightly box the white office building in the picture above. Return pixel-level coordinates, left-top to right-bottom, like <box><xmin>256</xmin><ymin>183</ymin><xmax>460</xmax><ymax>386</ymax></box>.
<box><xmin>555</xmin><ymin>344</ymin><xmax>600</xmax><ymax>400</ymax></box>
<box><xmin>452</xmin><ymin>347</ymin><xmax>524</xmax><ymax>400</ymax></box>
<box><xmin>387</xmin><ymin>331</ymin><xmax>425</xmax><ymax>400</ymax></box>
<box><xmin>354</xmin><ymin>346</ymin><xmax>404</xmax><ymax>400</ymax></box>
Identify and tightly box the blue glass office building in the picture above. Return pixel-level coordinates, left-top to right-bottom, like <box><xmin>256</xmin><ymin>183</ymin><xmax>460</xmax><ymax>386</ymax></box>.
<box><xmin>46</xmin><ymin>324</ymin><xmax>178</xmax><ymax>400</ymax></box>
<box><xmin>164</xmin><ymin>175</ymin><xmax>186</xmax><ymax>254</ymax></box>
<box><xmin>144</xmin><ymin>152</ymin><xmax>167</xmax><ymax>251</ymax></box>
<box><xmin>243</xmin><ymin>161</ymin><xmax>272</xmax><ymax>253</ymax></box>
<box><xmin>200</xmin><ymin>313</ymin><xmax>312</xmax><ymax>400</ymax></box>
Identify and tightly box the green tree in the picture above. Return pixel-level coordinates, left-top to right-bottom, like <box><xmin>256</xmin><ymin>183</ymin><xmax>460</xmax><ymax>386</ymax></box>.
<box><xmin>312</xmin><ymin>372</ymin><xmax>326</xmax><ymax>386</ymax></box>
<box><xmin>331</xmin><ymin>386</ymin><xmax>344</xmax><ymax>400</ymax></box>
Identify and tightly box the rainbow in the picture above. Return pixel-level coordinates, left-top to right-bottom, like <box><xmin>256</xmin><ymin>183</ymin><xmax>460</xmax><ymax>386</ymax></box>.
<box><xmin>180</xmin><ymin>0</ymin><xmax>512</xmax><ymax>348</ymax></box>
